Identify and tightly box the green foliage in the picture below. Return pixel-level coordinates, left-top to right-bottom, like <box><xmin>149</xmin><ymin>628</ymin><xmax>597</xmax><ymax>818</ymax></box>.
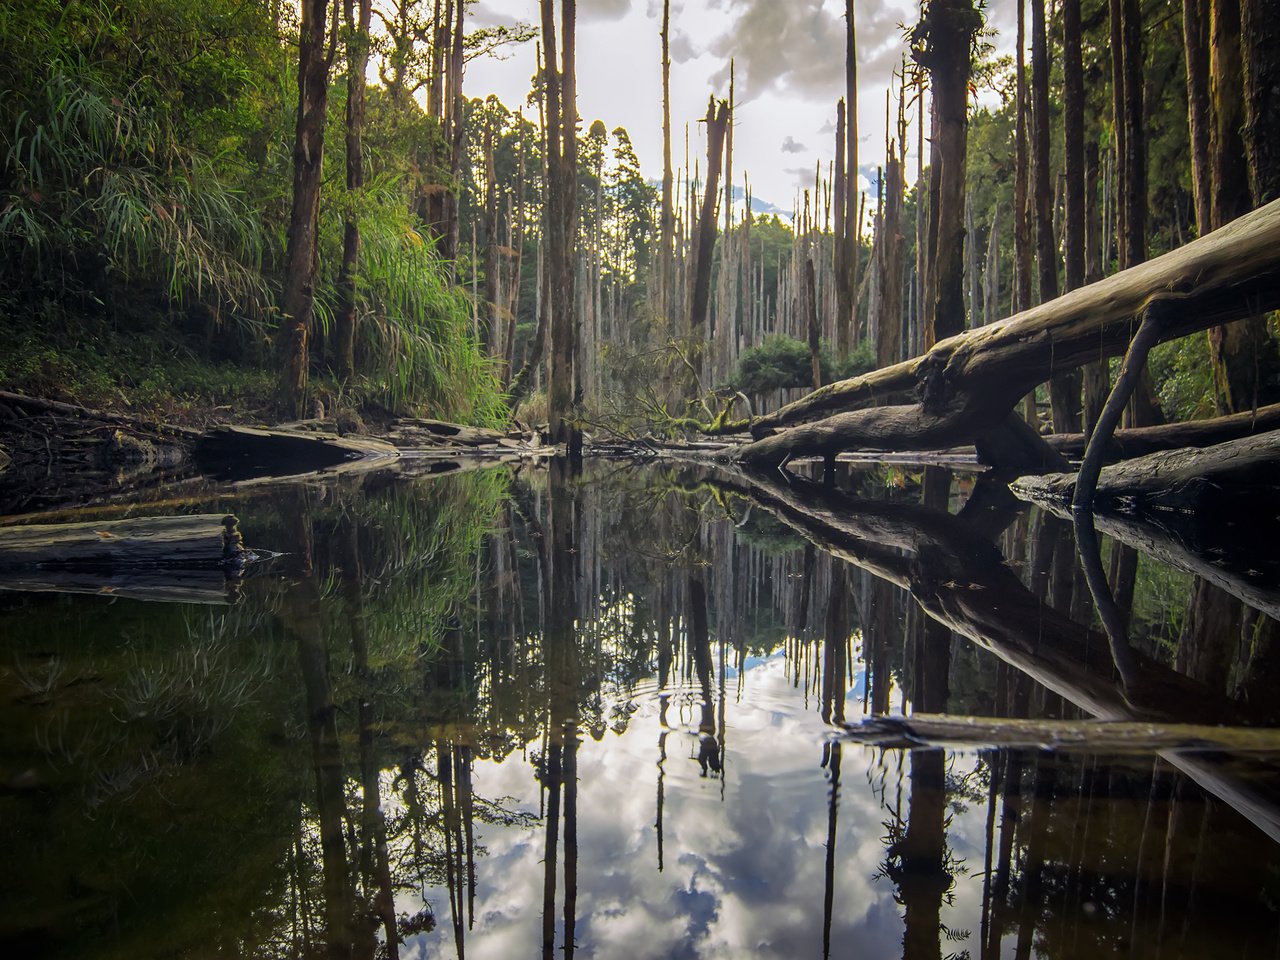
<box><xmin>0</xmin><ymin>0</ymin><xmax>503</xmax><ymax>423</ymax></box>
<box><xmin>732</xmin><ymin>335</ymin><xmax>875</xmax><ymax>394</ymax></box>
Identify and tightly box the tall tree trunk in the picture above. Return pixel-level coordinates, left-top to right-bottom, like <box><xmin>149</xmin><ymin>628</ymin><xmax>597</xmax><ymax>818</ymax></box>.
<box><xmin>659</xmin><ymin>0</ymin><xmax>674</xmax><ymax>329</ymax></box>
<box><xmin>1083</xmin><ymin>141</ymin><xmax>1109</xmax><ymax>434</ymax></box>
<box><xmin>1241</xmin><ymin>0</ymin><xmax>1280</xmax><ymax>206</ymax></box>
<box><xmin>1183</xmin><ymin>0</ymin><xmax>1212</xmax><ymax>236</ymax></box>
<box><xmin>917</xmin><ymin>0</ymin><xmax>980</xmax><ymax>347</ymax></box>
<box><xmin>1014</xmin><ymin>0</ymin><xmax>1033</xmax><ymax>317</ymax></box>
<box><xmin>877</xmin><ymin>145</ymin><xmax>905</xmax><ymax>370</ymax></box>
<box><xmin>843</xmin><ymin>0</ymin><xmax>859</xmax><ymax>353</ymax></box>
<box><xmin>335</xmin><ymin>0</ymin><xmax>371</xmax><ymax>385</ymax></box>
<box><xmin>834</xmin><ymin>98</ymin><xmax>851</xmax><ymax>356</ymax></box>
<box><xmin>280</xmin><ymin>0</ymin><xmax>335</xmax><ymax>418</ymax></box>
<box><xmin>1207</xmin><ymin>0</ymin><xmax>1268</xmax><ymax>414</ymax></box>
<box><xmin>688</xmin><ymin>97</ymin><xmax>730</xmax><ymax>396</ymax></box>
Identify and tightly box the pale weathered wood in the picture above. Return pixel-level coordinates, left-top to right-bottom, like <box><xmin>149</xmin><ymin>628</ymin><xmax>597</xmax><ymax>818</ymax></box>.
<box><xmin>841</xmin><ymin>713</ymin><xmax>1280</xmax><ymax>754</ymax></box>
<box><xmin>0</xmin><ymin>514</ymin><xmax>246</xmax><ymax>569</ymax></box>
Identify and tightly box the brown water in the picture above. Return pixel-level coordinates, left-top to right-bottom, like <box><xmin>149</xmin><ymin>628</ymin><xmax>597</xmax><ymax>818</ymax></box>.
<box><xmin>3</xmin><ymin>460</ymin><xmax>1280</xmax><ymax>959</ymax></box>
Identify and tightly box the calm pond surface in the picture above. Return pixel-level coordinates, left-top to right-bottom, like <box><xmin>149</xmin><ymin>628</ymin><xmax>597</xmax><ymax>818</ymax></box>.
<box><xmin>4</xmin><ymin>460</ymin><xmax>1280</xmax><ymax>959</ymax></box>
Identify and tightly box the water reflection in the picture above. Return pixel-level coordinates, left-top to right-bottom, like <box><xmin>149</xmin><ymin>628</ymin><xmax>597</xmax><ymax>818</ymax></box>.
<box><xmin>3</xmin><ymin>460</ymin><xmax>1280</xmax><ymax>958</ymax></box>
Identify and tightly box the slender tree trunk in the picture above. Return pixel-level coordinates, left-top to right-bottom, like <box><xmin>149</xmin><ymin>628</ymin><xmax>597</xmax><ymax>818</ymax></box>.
<box><xmin>834</xmin><ymin>99</ymin><xmax>851</xmax><ymax>356</ymax></box>
<box><xmin>280</xmin><ymin>0</ymin><xmax>335</xmax><ymax>418</ymax></box>
<box><xmin>1083</xmin><ymin>141</ymin><xmax>1109</xmax><ymax>434</ymax></box>
<box><xmin>689</xmin><ymin>97</ymin><xmax>730</xmax><ymax>395</ymax></box>
<box><xmin>659</xmin><ymin>0</ymin><xmax>674</xmax><ymax>329</ymax></box>
<box><xmin>1014</xmin><ymin>0</ymin><xmax>1033</xmax><ymax>319</ymax></box>
<box><xmin>877</xmin><ymin>145</ymin><xmax>905</xmax><ymax>370</ymax></box>
<box><xmin>843</xmin><ymin>0</ymin><xmax>860</xmax><ymax>354</ymax></box>
<box><xmin>1242</xmin><ymin>0</ymin><xmax>1280</xmax><ymax>206</ymax></box>
<box><xmin>1183</xmin><ymin>0</ymin><xmax>1212</xmax><ymax>236</ymax></box>
<box><xmin>335</xmin><ymin>0</ymin><xmax>371</xmax><ymax>385</ymax></box>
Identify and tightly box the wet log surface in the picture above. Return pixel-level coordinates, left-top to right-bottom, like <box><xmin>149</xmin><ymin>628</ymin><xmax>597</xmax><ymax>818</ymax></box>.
<box><xmin>1012</xmin><ymin>429</ymin><xmax>1280</xmax><ymax>515</ymax></box>
<box><xmin>0</xmin><ymin>514</ymin><xmax>248</xmax><ymax>569</ymax></box>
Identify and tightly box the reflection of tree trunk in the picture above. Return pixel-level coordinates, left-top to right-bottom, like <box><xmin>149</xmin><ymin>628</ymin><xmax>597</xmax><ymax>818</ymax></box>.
<box><xmin>896</xmin><ymin>749</ymin><xmax>949</xmax><ymax>960</ymax></box>
<box><xmin>821</xmin><ymin>741</ymin><xmax>843</xmax><ymax>960</ymax></box>
<box><xmin>1012</xmin><ymin>754</ymin><xmax>1056</xmax><ymax>960</ymax></box>
<box><xmin>540</xmin><ymin>740</ymin><xmax>562</xmax><ymax>960</ymax></box>
<box><xmin>341</xmin><ymin>521</ymin><xmax>399</xmax><ymax>960</ymax></box>
<box><xmin>823</xmin><ymin>564</ymin><xmax>850</xmax><ymax>723</ymax></box>
<box><xmin>563</xmin><ymin>724</ymin><xmax>579</xmax><ymax>959</ymax></box>
<box><xmin>288</xmin><ymin>508</ymin><xmax>353</xmax><ymax>959</ymax></box>
<box><xmin>688</xmin><ymin>574</ymin><xmax>721</xmax><ymax>776</ymax></box>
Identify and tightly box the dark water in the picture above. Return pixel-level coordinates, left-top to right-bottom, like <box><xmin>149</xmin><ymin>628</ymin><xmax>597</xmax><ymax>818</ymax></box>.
<box><xmin>4</xmin><ymin>460</ymin><xmax>1280</xmax><ymax>959</ymax></box>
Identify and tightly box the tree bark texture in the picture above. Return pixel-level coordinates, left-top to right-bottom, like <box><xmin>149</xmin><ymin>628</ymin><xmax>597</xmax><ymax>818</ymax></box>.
<box><xmin>335</xmin><ymin>0</ymin><xmax>372</xmax><ymax>383</ymax></box>
<box><xmin>280</xmin><ymin>0</ymin><xmax>335</xmax><ymax>417</ymax></box>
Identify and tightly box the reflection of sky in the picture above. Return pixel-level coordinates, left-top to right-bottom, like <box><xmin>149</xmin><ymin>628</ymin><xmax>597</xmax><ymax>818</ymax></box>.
<box><xmin>403</xmin><ymin>649</ymin><xmax>989</xmax><ymax>959</ymax></box>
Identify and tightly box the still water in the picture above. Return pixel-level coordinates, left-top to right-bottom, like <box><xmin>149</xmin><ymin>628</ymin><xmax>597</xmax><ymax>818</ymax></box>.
<box><xmin>3</xmin><ymin>460</ymin><xmax>1280</xmax><ymax>959</ymax></box>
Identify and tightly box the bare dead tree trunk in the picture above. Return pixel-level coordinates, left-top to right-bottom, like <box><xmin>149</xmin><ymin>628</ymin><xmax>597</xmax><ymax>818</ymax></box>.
<box><xmin>834</xmin><ymin>98</ymin><xmax>852</xmax><ymax>357</ymax></box>
<box><xmin>280</xmin><ymin>0</ymin><xmax>336</xmax><ymax>418</ymax></box>
<box><xmin>877</xmin><ymin>145</ymin><xmax>905</xmax><ymax>370</ymax></box>
<box><xmin>335</xmin><ymin>0</ymin><xmax>372</xmax><ymax>385</ymax></box>
<box><xmin>1014</xmin><ymin>0</ymin><xmax>1033</xmax><ymax>317</ymax></box>
<box><xmin>659</xmin><ymin>0</ymin><xmax>674</xmax><ymax>330</ymax></box>
<box><xmin>688</xmin><ymin>97</ymin><xmax>730</xmax><ymax>396</ymax></box>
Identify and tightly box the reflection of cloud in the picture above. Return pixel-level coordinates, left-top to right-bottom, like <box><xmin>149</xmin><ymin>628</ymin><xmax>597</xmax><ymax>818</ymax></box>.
<box><xmin>781</xmin><ymin>135</ymin><xmax>807</xmax><ymax>154</ymax></box>
<box><xmin>403</xmin><ymin>653</ymin><xmax>990</xmax><ymax>959</ymax></box>
<box><xmin>704</xmin><ymin>0</ymin><xmax>910</xmax><ymax>103</ymax></box>
<box><xmin>582</xmin><ymin>0</ymin><xmax>631</xmax><ymax>22</ymax></box>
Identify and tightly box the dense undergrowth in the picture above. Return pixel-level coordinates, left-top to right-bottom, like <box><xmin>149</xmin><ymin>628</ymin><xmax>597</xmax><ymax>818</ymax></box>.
<box><xmin>0</xmin><ymin>0</ymin><xmax>504</xmax><ymax>426</ymax></box>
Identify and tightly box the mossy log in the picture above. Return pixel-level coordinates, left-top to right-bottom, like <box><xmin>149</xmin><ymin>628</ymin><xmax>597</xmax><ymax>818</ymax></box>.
<box><xmin>730</xmin><ymin>198</ymin><xmax>1280</xmax><ymax>466</ymax></box>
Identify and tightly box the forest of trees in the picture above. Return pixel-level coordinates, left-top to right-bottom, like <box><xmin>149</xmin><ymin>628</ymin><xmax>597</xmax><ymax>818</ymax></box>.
<box><xmin>2</xmin><ymin>0</ymin><xmax>1278</xmax><ymax>445</ymax></box>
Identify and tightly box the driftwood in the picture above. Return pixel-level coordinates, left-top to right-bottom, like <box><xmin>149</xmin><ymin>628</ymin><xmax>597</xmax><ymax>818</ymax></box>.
<box><xmin>728</xmin><ymin>198</ymin><xmax>1280</xmax><ymax>466</ymax></box>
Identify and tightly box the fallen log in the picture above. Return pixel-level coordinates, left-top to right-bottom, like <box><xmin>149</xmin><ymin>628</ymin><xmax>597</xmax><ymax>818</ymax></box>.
<box><xmin>1011</xmin><ymin>429</ymin><xmax>1280</xmax><ymax>515</ymax></box>
<box><xmin>1046</xmin><ymin>402</ymin><xmax>1280</xmax><ymax>460</ymax></box>
<box><xmin>840</xmin><ymin>713</ymin><xmax>1280</xmax><ymax>754</ymax></box>
<box><xmin>728</xmin><ymin>198</ymin><xmax>1280</xmax><ymax>466</ymax></box>
<box><xmin>0</xmin><ymin>514</ymin><xmax>249</xmax><ymax>570</ymax></box>
<box><xmin>195</xmin><ymin>425</ymin><xmax>399</xmax><ymax>481</ymax></box>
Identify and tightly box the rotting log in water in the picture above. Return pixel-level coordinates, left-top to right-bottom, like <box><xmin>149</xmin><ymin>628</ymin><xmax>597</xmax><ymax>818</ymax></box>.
<box><xmin>195</xmin><ymin>425</ymin><xmax>399</xmax><ymax>481</ymax></box>
<box><xmin>0</xmin><ymin>513</ymin><xmax>250</xmax><ymax>603</ymax></box>
<box><xmin>841</xmin><ymin>713</ymin><xmax>1280</xmax><ymax>754</ymax></box>
<box><xmin>1012</xmin><ymin>441</ymin><xmax>1280</xmax><ymax>620</ymax></box>
<box><xmin>723</xmin><ymin>198</ymin><xmax>1280</xmax><ymax>467</ymax></box>
<box><xmin>1012</xmin><ymin>429</ymin><xmax>1280</xmax><ymax>514</ymax></box>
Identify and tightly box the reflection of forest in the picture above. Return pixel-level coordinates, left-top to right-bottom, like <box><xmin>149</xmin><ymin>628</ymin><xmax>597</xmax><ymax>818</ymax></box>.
<box><xmin>4</xmin><ymin>460</ymin><xmax>1280</xmax><ymax>958</ymax></box>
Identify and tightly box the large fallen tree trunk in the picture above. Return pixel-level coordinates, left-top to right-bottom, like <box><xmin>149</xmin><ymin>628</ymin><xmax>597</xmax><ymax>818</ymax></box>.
<box><xmin>1012</xmin><ymin>429</ymin><xmax>1280</xmax><ymax>514</ymax></box>
<box><xmin>727</xmin><ymin>198</ymin><xmax>1280</xmax><ymax>467</ymax></box>
<box><xmin>0</xmin><ymin>514</ymin><xmax>252</xmax><ymax>603</ymax></box>
<box><xmin>1012</xmin><ymin>434</ymin><xmax>1280</xmax><ymax>620</ymax></box>
<box><xmin>0</xmin><ymin>514</ymin><xmax>249</xmax><ymax>569</ymax></box>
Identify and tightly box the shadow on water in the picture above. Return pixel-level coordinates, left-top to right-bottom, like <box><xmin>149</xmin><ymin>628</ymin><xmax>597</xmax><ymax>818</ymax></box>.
<box><xmin>4</xmin><ymin>458</ymin><xmax>1280</xmax><ymax>958</ymax></box>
